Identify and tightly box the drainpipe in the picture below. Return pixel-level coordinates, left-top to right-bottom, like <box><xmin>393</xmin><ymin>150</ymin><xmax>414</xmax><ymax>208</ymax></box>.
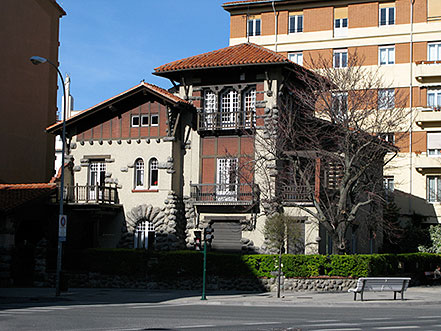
<box><xmin>409</xmin><ymin>0</ymin><xmax>415</xmax><ymax>213</ymax></box>
<box><xmin>272</xmin><ymin>1</ymin><xmax>278</xmax><ymax>52</ymax></box>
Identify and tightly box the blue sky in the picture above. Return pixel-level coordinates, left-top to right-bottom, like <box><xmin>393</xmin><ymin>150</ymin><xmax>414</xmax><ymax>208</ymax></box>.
<box><xmin>57</xmin><ymin>0</ymin><xmax>230</xmax><ymax>112</ymax></box>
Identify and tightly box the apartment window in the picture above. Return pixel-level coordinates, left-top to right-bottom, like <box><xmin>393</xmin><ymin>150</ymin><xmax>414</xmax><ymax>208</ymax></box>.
<box><xmin>428</xmin><ymin>0</ymin><xmax>441</xmax><ymax>22</ymax></box>
<box><xmin>151</xmin><ymin>114</ymin><xmax>159</xmax><ymax>126</ymax></box>
<box><xmin>379</xmin><ymin>133</ymin><xmax>395</xmax><ymax>144</ymax></box>
<box><xmin>141</xmin><ymin>115</ymin><xmax>149</xmax><ymax>126</ymax></box>
<box><xmin>379</xmin><ymin>3</ymin><xmax>395</xmax><ymax>26</ymax></box>
<box><xmin>247</xmin><ymin>16</ymin><xmax>261</xmax><ymax>36</ymax></box>
<box><xmin>428</xmin><ymin>43</ymin><xmax>441</xmax><ymax>61</ymax></box>
<box><xmin>334</xmin><ymin>7</ymin><xmax>348</xmax><ymax>38</ymax></box>
<box><xmin>331</xmin><ymin>92</ymin><xmax>348</xmax><ymax>121</ymax></box>
<box><xmin>379</xmin><ymin>46</ymin><xmax>395</xmax><ymax>65</ymax></box>
<box><xmin>149</xmin><ymin>158</ymin><xmax>158</xmax><ymax>189</ymax></box>
<box><xmin>289</xmin><ymin>12</ymin><xmax>303</xmax><ymax>33</ymax></box>
<box><xmin>131</xmin><ymin>115</ymin><xmax>140</xmax><ymax>127</ymax></box>
<box><xmin>427</xmin><ymin>176</ymin><xmax>441</xmax><ymax>202</ymax></box>
<box><xmin>428</xmin><ymin>88</ymin><xmax>441</xmax><ymax>110</ymax></box>
<box><xmin>288</xmin><ymin>52</ymin><xmax>303</xmax><ymax>66</ymax></box>
<box><xmin>134</xmin><ymin>220</ymin><xmax>155</xmax><ymax>249</ymax></box>
<box><xmin>333</xmin><ymin>49</ymin><xmax>348</xmax><ymax>68</ymax></box>
<box><xmin>427</xmin><ymin>132</ymin><xmax>441</xmax><ymax>156</ymax></box>
<box><xmin>134</xmin><ymin>158</ymin><xmax>144</xmax><ymax>189</ymax></box>
<box><xmin>383</xmin><ymin>176</ymin><xmax>394</xmax><ymax>192</ymax></box>
<box><xmin>378</xmin><ymin>89</ymin><xmax>395</xmax><ymax>110</ymax></box>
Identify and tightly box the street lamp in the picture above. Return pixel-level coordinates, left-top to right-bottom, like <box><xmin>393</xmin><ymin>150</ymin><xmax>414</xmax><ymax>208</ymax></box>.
<box><xmin>30</xmin><ymin>55</ymin><xmax>66</xmax><ymax>297</ymax></box>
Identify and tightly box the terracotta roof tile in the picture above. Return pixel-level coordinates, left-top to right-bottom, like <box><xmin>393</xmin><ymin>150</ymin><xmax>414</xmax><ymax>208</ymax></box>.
<box><xmin>0</xmin><ymin>183</ymin><xmax>56</xmax><ymax>213</ymax></box>
<box><xmin>154</xmin><ymin>43</ymin><xmax>293</xmax><ymax>73</ymax></box>
<box><xmin>223</xmin><ymin>0</ymin><xmax>277</xmax><ymax>5</ymax></box>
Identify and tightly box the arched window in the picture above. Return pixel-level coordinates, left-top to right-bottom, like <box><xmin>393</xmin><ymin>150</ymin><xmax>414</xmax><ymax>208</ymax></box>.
<box><xmin>134</xmin><ymin>158</ymin><xmax>144</xmax><ymax>189</ymax></box>
<box><xmin>242</xmin><ymin>87</ymin><xmax>256</xmax><ymax>127</ymax></box>
<box><xmin>220</xmin><ymin>89</ymin><xmax>239</xmax><ymax>128</ymax></box>
<box><xmin>149</xmin><ymin>158</ymin><xmax>159</xmax><ymax>189</ymax></box>
<box><xmin>134</xmin><ymin>220</ymin><xmax>155</xmax><ymax>249</ymax></box>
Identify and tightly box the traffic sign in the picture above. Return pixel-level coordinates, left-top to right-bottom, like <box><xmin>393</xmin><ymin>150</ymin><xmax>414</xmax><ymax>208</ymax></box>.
<box><xmin>59</xmin><ymin>215</ymin><xmax>67</xmax><ymax>242</ymax></box>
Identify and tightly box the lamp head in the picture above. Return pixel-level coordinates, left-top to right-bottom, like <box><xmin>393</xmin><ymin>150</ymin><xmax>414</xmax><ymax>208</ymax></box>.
<box><xmin>30</xmin><ymin>56</ymin><xmax>48</xmax><ymax>65</ymax></box>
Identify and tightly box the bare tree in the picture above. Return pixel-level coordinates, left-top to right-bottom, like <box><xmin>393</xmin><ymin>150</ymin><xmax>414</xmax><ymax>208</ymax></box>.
<box><xmin>255</xmin><ymin>52</ymin><xmax>408</xmax><ymax>254</ymax></box>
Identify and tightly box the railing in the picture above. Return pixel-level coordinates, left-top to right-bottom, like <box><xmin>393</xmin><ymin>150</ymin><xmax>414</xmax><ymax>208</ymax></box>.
<box><xmin>198</xmin><ymin>110</ymin><xmax>255</xmax><ymax>131</ymax></box>
<box><xmin>281</xmin><ymin>185</ymin><xmax>313</xmax><ymax>203</ymax></box>
<box><xmin>59</xmin><ymin>184</ymin><xmax>119</xmax><ymax>204</ymax></box>
<box><xmin>190</xmin><ymin>183</ymin><xmax>257</xmax><ymax>204</ymax></box>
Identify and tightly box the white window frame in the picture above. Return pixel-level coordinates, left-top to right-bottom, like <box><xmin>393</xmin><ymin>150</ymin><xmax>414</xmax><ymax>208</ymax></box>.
<box><xmin>331</xmin><ymin>92</ymin><xmax>348</xmax><ymax>121</ymax></box>
<box><xmin>379</xmin><ymin>6</ymin><xmax>395</xmax><ymax>26</ymax></box>
<box><xmin>247</xmin><ymin>18</ymin><xmax>261</xmax><ymax>36</ymax></box>
<box><xmin>149</xmin><ymin>158</ymin><xmax>159</xmax><ymax>189</ymax></box>
<box><xmin>379</xmin><ymin>46</ymin><xmax>395</xmax><ymax>65</ymax></box>
<box><xmin>141</xmin><ymin>114</ymin><xmax>149</xmax><ymax>127</ymax></box>
<box><xmin>220</xmin><ymin>88</ymin><xmax>239</xmax><ymax>128</ymax></box>
<box><xmin>427</xmin><ymin>176</ymin><xmax>441</xmax><ymax>202</ymax></box>
<box><xmin>428</xmin><ymin>43</ymin><xmax>441</xmax><ymax>61</ymax></box>
<box><xmin>289</xmin><ymin>15</ymin><xmax>303</xmax><ymax>33</ymax></box>
<box><xmin>378</xmin><ymin>89</ymin><xmax>395</xmax><ymax>110</ymax></box>
<box><xmin>379</xmin><ymin>132</ymin><xmax>395</xmax><ymax>144</ymax></box>
<box><xmin>383</xmin><ymin>176</ymin><xmax>394</xmax><ymax>192</ymax></box>
<box><xmin>243</xmin><ymin>87</ymin><xmax>256</xmax><ymax>127</ymax></box>
<box><xmin>203</xmin><ymin>89</ymin><xmax>216</xmax><ymax>128</ymax></box>
<box><xmin>131</xmin><ymin>115</ymin><xmax>140</xmax><ymax>127</ymax></box>
<box><xmin>216</xmin><ymin>158</ymin><xmax>238</xmax><ymax>201</ymax></box>
<box><xmin>333</xmin><ymin>49</ymin><xmax>348</xmax><ymax>68</ymax></box>
<box><xmin>134</xmin><ymin>158</ymin><xmax>144</xmax><ymax>189</ymax></box>
<box><xmin>334</xmin><ymin>17</ymin><xmax>348</xmax><ymax>38</ymax></box>
<box><xmin>88</xmin><ymin>161</ymin><xmax>106</xmax><ymax>200</ymax></box>
<box><xmin>150</xmin><ymin>114</ymin><xmax>159</xmax><ymax>126</ymax></box>
<box><xmin>134</xmin><ymin>220</ymin><xmax>155</xmax><ymax>249</ymax></box>
<box><xmin>288</xmin><ymin>52</ymin><xmax>303</xmax><ymax>66</ymax></box>
<box><xmin>427</xmin><ymin>132</ymin><xmax>441</xmax><ymax>156</ymax></box>
<box><xmin>428</xmin><ymin>88</ymin><xmax>441</xmax><ymax>110</ymax></box>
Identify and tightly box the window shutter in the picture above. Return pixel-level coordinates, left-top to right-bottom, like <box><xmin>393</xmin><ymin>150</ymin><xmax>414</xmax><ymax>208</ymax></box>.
<box><xmin>334</xmin><ymin>7</ymin><xmax>348</xmax><ymax>19</ymax></box>
<box><xmin>427</xmin><ymin>132</ymin><xmax>441</xmax><ymax>149</ymax></box>
<box><xmin>379</xmin><ymin>2</ymin><xmax>395</xmax><ymax>8</ymax></box>
<box><xmin>428</xmin><ymin>0</ymin><xmax>441</xmax><ymax>21</ymax></box>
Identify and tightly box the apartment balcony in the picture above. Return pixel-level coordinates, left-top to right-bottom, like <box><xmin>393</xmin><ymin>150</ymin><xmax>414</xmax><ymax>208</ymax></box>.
<box><xmin>190</xmin><ymin>183</ymin><xmax>258</xmax><ymax>205</ymax></box>
<box><xmin>58</xmin><ymin>184</ymin><xmax>120</xmax><ymax>205</ymax></box>
<box><xmin>197</xmin><ymin>111</ymin><xmax>255</xmax><ymax>132</ymax></box>
<box><xmin>281</xmin><ymin>184</ymin><xmax>314</xmax><ymax>204</ymax></box>
<box><xmin>415</xmin><ymin>155</ymin><xmax>441</xmax><ymax>174</ymax></box>
<box><xmin>415</xmin><ymin>107</ymin><xmax>441</xmax><ymax>128</ymax></box>
<box><xmin>415</xmin><ymin>61</ymin><xmax>441</xmax><ymax>82</ymax></box>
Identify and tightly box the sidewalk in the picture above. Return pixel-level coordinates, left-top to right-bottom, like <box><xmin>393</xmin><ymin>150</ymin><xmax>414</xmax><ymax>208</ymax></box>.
<box><xmin>1</xmin><ymin>285</ymin><xmax>441</xmax><ymax>307</ymax></box>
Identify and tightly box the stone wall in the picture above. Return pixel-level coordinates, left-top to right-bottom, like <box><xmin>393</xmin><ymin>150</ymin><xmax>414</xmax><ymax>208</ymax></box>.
<box><xmin>41</xmin><ymin>272</ymin><xmax>357</xmax><ymax>293</ymax></box>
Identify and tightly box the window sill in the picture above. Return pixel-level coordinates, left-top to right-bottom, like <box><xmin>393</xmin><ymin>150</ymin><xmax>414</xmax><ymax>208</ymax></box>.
<box><xmin>132</xmin><ymin>189</ymin><xmax>159</xmax><ymax>193</ymax></box>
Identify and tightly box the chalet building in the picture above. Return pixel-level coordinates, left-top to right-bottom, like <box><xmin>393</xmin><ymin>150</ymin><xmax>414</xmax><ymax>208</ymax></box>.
<box><xmin>47</xmin><ymin>43</ymin><xmax>385</xmax><ymax>254</ymax></box>
<box><xmin>222</xmin><ymin>0</ymin><xmax>441</xmax><ymax>227</ymax></box>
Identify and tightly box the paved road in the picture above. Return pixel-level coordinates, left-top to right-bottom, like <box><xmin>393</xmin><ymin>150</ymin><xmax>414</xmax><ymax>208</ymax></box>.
<box><xmin>1</xmin><ymin>287</ymin><xmax>441</xmax><ymax>330</ymax></box>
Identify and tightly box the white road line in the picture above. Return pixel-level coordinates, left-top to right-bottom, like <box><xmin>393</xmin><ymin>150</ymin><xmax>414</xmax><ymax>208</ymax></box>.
<box><xmin>308</xmin><ymin>319</ymin><xmax>340</xmax><ymax>323</ymax></box>
<box><xmin>176</xmin><ymin>325</ymin><xmax>216</xmax><ymax>329</ymax></box>
<box><xmin>129</xmin><ymin>303</ymin><xmax>192</xmax><ymax>309</ymax></box>
<box><xmin>311</xmin><ymin>328</ymin><xmax>362</xmax><ymax>331</ymax></box>
<box><xmin>362</xmin><ymin>318</ymin><xmax>393</xmax><ymax>321</ymax></box>
<box><xmin>374</xmin><ymin>326</ymin><xmax>420</xmax><ymax>330</ymax></box>
<box><xmin>417</xmin><ymin>316</ymin><xmax>441</xmax><ymax>319</ymax></box>
<box><xmin>243</xmin><ymin>322</ymin><xmax>280</xmax><ymax>325</ymax></box>
<box><xmin>307</xmin><ymin>323</ymin><xmax>359</xmax><ymax>327</ymax></box>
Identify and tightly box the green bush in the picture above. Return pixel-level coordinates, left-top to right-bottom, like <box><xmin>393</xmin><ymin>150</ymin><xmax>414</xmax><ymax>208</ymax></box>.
<box><xmin>63</xmin><ymin>248</ymin><xmax>441</xmax><ymax>280</ymax></box>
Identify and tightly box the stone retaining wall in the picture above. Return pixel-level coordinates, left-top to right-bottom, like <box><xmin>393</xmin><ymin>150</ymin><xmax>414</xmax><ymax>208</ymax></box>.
<box><xmin>42</xmin><ymin>272</ymin><xmax>357</xmax><ymax>293</ymax></box>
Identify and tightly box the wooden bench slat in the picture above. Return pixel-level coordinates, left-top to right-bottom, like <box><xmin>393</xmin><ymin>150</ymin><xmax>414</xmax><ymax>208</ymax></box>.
<box><xmin>348</xmin><ymin>277</ymin><xmax>411</xmax><ymax>301</ymax></box>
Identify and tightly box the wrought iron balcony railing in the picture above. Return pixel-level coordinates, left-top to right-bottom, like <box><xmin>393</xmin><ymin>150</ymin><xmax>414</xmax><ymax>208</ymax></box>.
<box><xmin>281</xmin><ymin>184</ymin><xmax>314</xmax><ymax>203</ymax></box>
<box><xmin>58</xmin><ymin>184</ymin><xmax>119</xmax><ymax>205</ymax></box>
<box><xmin>197</xmin><ymin>110</ymin><xmax>255</xmax><ymax>131</ymax></box>
<box><xmin>190</xmin><ymin>183</ymin><xmax>258</xmax><ymax>205</ymax></box>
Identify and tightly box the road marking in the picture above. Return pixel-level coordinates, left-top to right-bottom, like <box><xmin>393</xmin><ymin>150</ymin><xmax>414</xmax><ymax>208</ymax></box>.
<box><xmin>308</xmin><ymin>319</ymin><xmax>339</xmax><ymax>323</ymax></box>
<box><xmin>374</xmin><ymin>326</ymin><xmax>420</xmax><ymax>330</ymax></box>
<box><xmin>243</xmin><ymin>322</ymin><xmax>280</xmax><ymax>325</ymax></box>
<box><xmin>176</xmin><ymin>325</ymin><xmax>216</xmax><ymax>329</ymax></box>
<box><xmin>129</xmin><ymin>303</ymin><xmax>192</xmax><ymax>309</ymax></box>
<box><xmin>311</xmin><ymin>329</ymin><xmax>362</xmax><ymax>331</ymax></box>
<box><xmin>307</xmin><ymin>323</ymin><xmax>359</xmax><ymax>327</ymax></box>
<box><xmin>362</xmin><ymin>318</ymin><xmax>392</xmax><ymax>321</ymax></box>
<box><xmin>417</xmin><ymin>316</ymin><xmax>441</xmax><ymax>319</ymax></box>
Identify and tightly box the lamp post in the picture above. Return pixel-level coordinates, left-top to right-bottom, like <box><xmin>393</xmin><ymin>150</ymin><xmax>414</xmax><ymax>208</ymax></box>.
<box><xmin>30</xmin><ymin>55</ymin><xmax>66</xmax><ymax>296</ymax></box>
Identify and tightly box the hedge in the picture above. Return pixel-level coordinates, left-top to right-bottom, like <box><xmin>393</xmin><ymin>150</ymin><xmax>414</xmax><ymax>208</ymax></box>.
<box><xmin>61</xmin><ymin>249</ymin><xmax>441</xmax><ymax>280</ymax></box>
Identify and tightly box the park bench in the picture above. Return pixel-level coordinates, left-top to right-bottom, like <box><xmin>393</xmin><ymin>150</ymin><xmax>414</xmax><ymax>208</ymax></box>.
<box><xmin>348</xmin><ymin>277</ymin><xmax>411</xmax><ymax>301</ymax></box>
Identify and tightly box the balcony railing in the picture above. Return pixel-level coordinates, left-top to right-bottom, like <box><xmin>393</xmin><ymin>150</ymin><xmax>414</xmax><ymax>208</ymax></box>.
<box><xmin>190</xmin><ymin>183</ymin><xmax>257</xmax><ymax>205</ymax></box>
<box><xmin>198</xmin><ymin>110</ymin><xmax>255</xmax><ymax>131</ymax></box>
<box><xmin>58</xmin><ymin>184</ymin><xmax>119</xmax><ymax>205</ymax></box>
<box><xmin>415</xmin><ymin>61</ymin><xmax>441</xmax><ymax>81</ymax></box>
<box><xmin>281</xmin><ymin>185</ymin><xmax>313</xmax><ymax>203</ymax></box>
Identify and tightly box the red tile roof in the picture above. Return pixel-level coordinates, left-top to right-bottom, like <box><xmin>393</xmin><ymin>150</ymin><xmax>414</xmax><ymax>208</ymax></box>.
<box><xmin>223</xmin><ymin>0</ymin><xmax>276</xmax><ymax>5</ymax></box>
<box><xmin>0</xmin><ymin>183</ymin><xmax>56</xmax><ymax>213</ymax></box>
<box><xmin>46</xmin><ymin>82</ymin><xmax>189</xmax><ymax>133</ymax></box>
<box><xmin>154</xmin><ymin>43</ymin><xmax>294</xmax><ymax>73</ymax></box>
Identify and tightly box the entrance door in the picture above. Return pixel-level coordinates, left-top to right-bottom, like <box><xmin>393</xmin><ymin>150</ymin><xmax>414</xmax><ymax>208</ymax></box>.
<box><xmin>89</xmin><ymin>161</ymin><xmax>106</xmax><ymax>200</ymax></box>
<box><xmin>216</xmin><ymin>158</ymin><xmax>238</xmax><ymax>201</ymax></box>
<box><xmin>211</xmin><ymin>221</ymin><xmax>242</xmax><ymax>251</ymax></box>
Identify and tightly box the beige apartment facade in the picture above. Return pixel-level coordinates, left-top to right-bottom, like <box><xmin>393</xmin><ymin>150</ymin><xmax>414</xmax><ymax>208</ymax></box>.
<box><xmin>223</xmin><ymin>0</ymin><xmax>441</xmax><ymax>225</ymax></box>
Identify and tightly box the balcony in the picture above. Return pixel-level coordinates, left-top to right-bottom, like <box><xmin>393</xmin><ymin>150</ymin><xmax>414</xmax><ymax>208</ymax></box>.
<box><xmin>415</xmin><ymin>107</ymin><xmax>441</xmax><ymax>128</ymax></box>
<box><xmin>415</xmin><ymin>61</ymin><xmax>441</xmax><ymax>82</ymax></box>
<box><xmin>190</xmin><ymin>183</ymin><xmax>258</xmax><ymax>205</ymax></box>
<box><xmin>281</xmin><ymin>185</ymin><xmax>314</xmax><ymax>203</ymax></box>
<box><xmin>197</xmin><ymin>110</ymin><xmax>255</xmax><ymax>131</ymax></box>
<box><xmin>415</xmin><ymin>154</ymin><xmax>441</xmax><ymax>174</ymax></box>
<box><xmin>58</xmin><ymin>184</ymin><xmax>120</xmax><ymax>205</ymax></box>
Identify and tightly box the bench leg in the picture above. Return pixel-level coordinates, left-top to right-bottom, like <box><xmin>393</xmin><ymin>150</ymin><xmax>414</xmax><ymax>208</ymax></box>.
<box><xmin>401</xmin><ymin>291</ymin><xmax>404</xmax><ymax>301</ymax></box>
<box><xmin>394</xmin><ymin>292</ymin><xmax>397</xmax><ymax>300</ymax></box>
<box><xmin>361</xmin><ymin>292</ymin><xmax>364</xmax><ymax>301</ymax></box>
<box><xmin>353</xmin><ymin>292</ymin><xmax>356</xmax><ymax>301</ymax></box>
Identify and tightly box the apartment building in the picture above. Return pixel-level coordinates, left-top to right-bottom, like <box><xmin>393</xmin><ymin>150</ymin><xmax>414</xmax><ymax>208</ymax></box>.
<box><xmin>223</xmin><ymin>0</ymin><xmax>441</xmax><ymax>225</ymax></box>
